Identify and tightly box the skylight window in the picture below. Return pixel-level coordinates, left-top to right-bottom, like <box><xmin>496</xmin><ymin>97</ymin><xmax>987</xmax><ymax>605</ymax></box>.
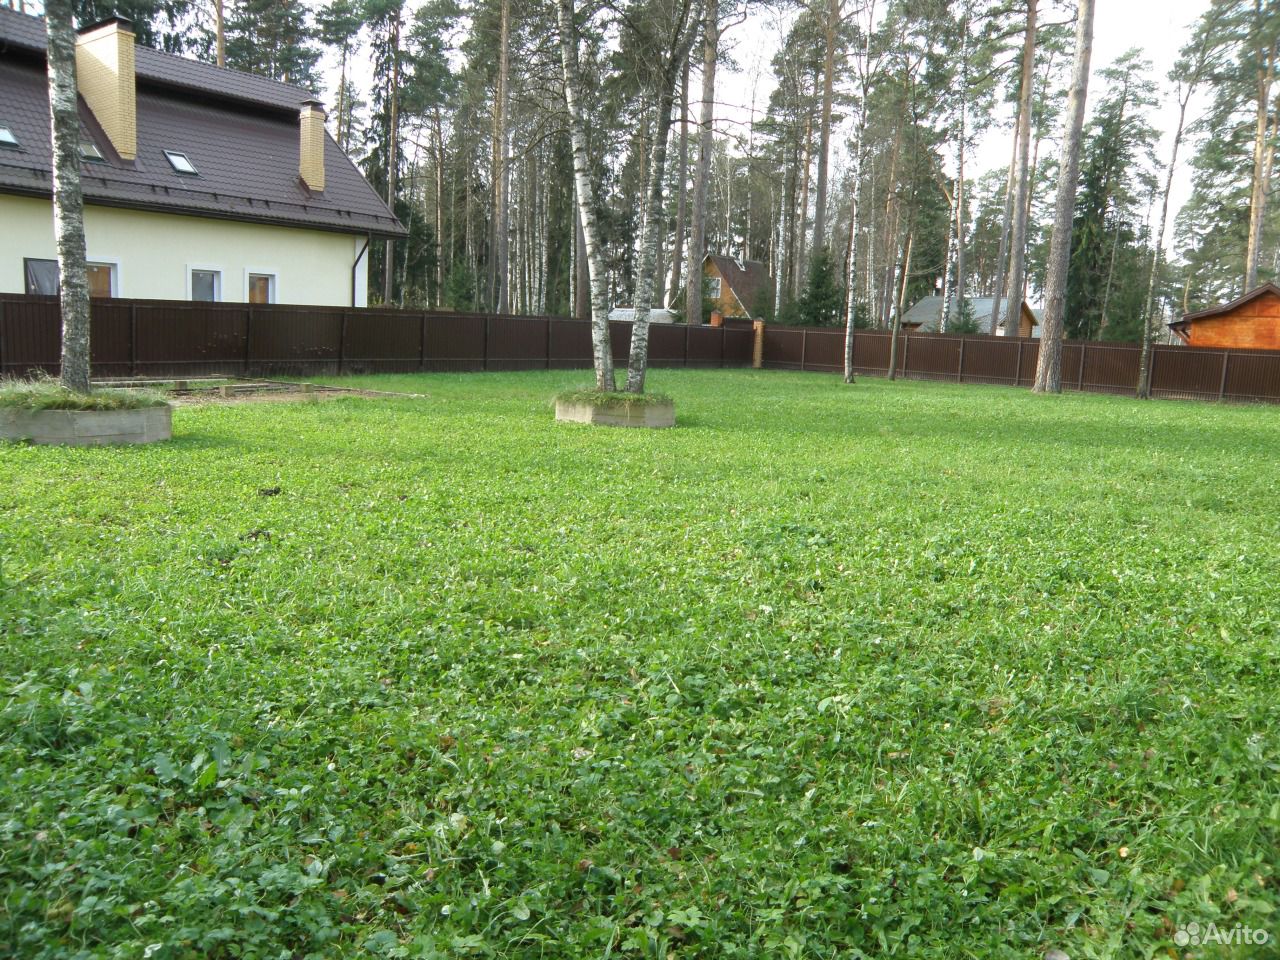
<box><xmin>79</xmin><ymin>138</ymin><xmax>104</xmax><ymax>162</ymax></box>
<box><xmin>0</xmin><ymin>126</ymin><xmax>18</xmax><ymax>148</ymax></box>
<box><xmin>164</xmin><ymin>150</ymin><xmax>198</xmax><ymax>175</ymax></box>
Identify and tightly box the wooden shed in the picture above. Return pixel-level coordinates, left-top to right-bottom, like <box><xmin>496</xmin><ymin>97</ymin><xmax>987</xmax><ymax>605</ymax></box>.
<box><xmin>1170</xmin><ymin>283</ymin><xmax>1280</xmax><ymax>350</ymax></box>
<box><xmin>702</xmin><ymin>255</ymin><xmax>773</xmax><ymax>319</ymax></box>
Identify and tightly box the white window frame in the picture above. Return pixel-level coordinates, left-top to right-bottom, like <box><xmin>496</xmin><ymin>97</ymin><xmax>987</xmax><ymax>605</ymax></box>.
<box><xmin>165</xmin><ymin>150</ymin><xmax>199</xmax><ymax>175</ymax></box>
<box><xmin>707</xmin><ymin>276</ymin><xmax>722</xmax><ymax>299</ymax></box>
<box><xmin>187</xmin><ymin>264</ymin><xmax>223</xmax><ymax>302</ymax></box>
<box><xmin>244</xmin><ymin>268</ymin><xmax>278</xmax><ymax>304</ymax></box>
<box><xmin>86</xmin><ymin>258</ymin><xmax>120</xmax><ymax>297</ymax></box>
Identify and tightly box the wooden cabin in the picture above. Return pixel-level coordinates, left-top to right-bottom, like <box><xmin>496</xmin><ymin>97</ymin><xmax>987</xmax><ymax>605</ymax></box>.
<box><xmin>1170</xmin><ymin>283</ymin><xmax>1280</xmax><ymax>350</ymax></box>
<box><xmin>901</xmin><ymin>296</ymin><xmax>1039</xmax><ymax>337</ymax></box>
<box><xmin>702</xmin><ymin>255</ymin><xmax>773</xmax><ymax>319</ymax></box>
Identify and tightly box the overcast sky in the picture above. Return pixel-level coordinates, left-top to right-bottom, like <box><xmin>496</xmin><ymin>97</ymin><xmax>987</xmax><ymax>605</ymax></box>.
<box><xmin>313</xmin><ymin>0</ymin><xmax>1214</xmax><ymax>251</ymax></box>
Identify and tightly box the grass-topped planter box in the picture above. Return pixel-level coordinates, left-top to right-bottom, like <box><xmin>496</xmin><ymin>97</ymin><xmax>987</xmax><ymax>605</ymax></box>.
<box><xmin>555</xmin><ymin>390</ymin><xmax>675</xmax><ymax>428</ymax></box>
<box><xmin>0</xmin><ymin>380</ymin><xmax>171</xmax><ymax>446</ymax></box>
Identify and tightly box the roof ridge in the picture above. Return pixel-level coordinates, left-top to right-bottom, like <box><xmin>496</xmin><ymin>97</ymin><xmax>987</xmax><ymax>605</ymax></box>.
<box><xmin>134</xmin><ymin>43</ymin><xmax>316</xmax><ymax>99</ymax></box>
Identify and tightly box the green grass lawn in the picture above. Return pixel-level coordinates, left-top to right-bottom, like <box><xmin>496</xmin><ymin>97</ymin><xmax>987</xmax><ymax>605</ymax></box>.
<box><xmin>3</xmin><ymin>371</ymin><xmax>1279</xmax><ymax>959</ymax></box>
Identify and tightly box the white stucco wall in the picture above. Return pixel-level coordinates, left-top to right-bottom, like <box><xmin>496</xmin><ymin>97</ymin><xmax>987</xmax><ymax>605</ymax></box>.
<box><xmin>1</xmin><ymin>194</ymin><xmax>369</xmax><ymax>307</ymax></box>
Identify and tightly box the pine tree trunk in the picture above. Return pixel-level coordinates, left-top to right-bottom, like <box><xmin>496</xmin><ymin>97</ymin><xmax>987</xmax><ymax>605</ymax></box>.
<box><xmin>1000</xmin><ymin>0</ymin><xmax>1037</xmax><ymax>336</ymax></box>
<box><xmin>685</xmin><ymin>0</ymin><xmax>719</xmax><ymax>325</ymax></box>
<box><xmin>216</xmin><ymin>0</ymin><xmax>226</xmax><ymax>67</ymax></box>
<box><xmin>45</xmin><ymin>0</ymin><xmax>91</xmax><ymax>394</ymax></box>
<box><xmin>491</xmin><ymin>0</ymin><xmax>512</xmax><ymax>312</ymax></box>
<box><xmin>558</xmin><ymin>0</ymin><xmax>614</xmax><ymax>389</ymax></box>
<box><xmin>1246</xmin><ymin>29</ymin><xmax>1276</xmax><ymax>292</ymax></box>
<box><xmin>1097</xmin><ymin>215</ymin><xmax>1122</xmax><ymax>337</ymax></box>
<box><xmin>811</xmin><ymin>0</ymin><xmax>841</xmax><ymax>252</ymax></box>
<box><xmin>1033</xmin><ymin>0</ymin><xmax>1093</xmax><ymax>393</ymax></box>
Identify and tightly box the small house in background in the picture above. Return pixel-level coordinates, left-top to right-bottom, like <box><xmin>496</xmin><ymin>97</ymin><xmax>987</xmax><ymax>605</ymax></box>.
<box><xmin>1169</xmin><ymin>283</ymin><xmax>1280</xmax><ymax>350</ymax></box>
<box><xmin>703</xmin><ymin>255</ymin><xmax>773</xmax><ymax>320</ymax></box>
<box><xmin>901</xmin><ymin>296</ymin><xmax>1040</xmax><ymax>338</ymax></box>
<box><xmin>608</xmin><ymin>306</ymin><xmax>678</xmax><ymax>324</ymax></box>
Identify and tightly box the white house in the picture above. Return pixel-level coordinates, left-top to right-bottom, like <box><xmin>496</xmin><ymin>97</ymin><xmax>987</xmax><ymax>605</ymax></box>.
<box><xmin>0</xmin><ymin>9</ymin><xmax>403</xmax><ymax>307</ymax></box>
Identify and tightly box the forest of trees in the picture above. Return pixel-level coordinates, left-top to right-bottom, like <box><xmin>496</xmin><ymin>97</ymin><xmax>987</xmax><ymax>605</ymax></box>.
<box><xmin>29</xmin><ymin>0</ymin><xmax>1280</xmax><ymax>347</ymax></box>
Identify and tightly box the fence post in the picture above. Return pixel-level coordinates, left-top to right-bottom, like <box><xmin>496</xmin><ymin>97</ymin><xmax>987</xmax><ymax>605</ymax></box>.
<box><xmin>1218</xmin><ymin>350</ymin><xmax>1229</xmax><ymax>401</ymax></box>
<box><xmin>902</xmin><ymin>331</ymin><xmax>911</xmax><ymax>378</ymax></box>
<box><xmin>338</xmin><ymin>310</ymin><xmax>351</xmax><ymax>374</ymax></box>
<box><xmin>957</xmin><ymin>336</ymin><xmax>965</xmax><ymax>382</ymax></box>
<box><xmin>1077</xmin><ymin>342</ymin><xmax>1086</xmax><ymax>390</ymax></box>
<box><xmin>1014</xmin><ymin>340</ymin><xmax>1024</xmax><ymax>386</ymax></box>
<box><xmin>800</xmin><ymin>328</ymin><xmax>808</xmax><ymax>371</ymax></box>
<box><xmin>545</xmin><ymin>317</ymin><xmax>551</xmax><ymax>369</ymax></box>
<box><xmin>419</xmin><ymin>312</ymin><xmax>427</xmax><ymax>371</ymax></box>
<box><xmin>244</xmin><ymin>306</ymin><xmax>253</xmax><ymax>375</ymax></box>
<box><xmin>483</xmin><ymin>315</ymin><xmax>490</xmax><ymax>371</ymax></box>
<box><xmin>130</xmin><ymin>303</ymin><xmax>139</xmax><ymax>377</ymax></box>
<box><xmin>752</xmin><ymin>320</ymin><xmax>764</xmax><ymax>369</ymax></box>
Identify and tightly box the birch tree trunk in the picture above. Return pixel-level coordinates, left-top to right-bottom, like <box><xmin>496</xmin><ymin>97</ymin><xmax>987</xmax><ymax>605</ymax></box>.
<box><xmin>1033</xmin><ymin>0</ymin><xmax>1093</xmax><ymax>393</ymax></box>
<box><xmin>1000</xmin><ymin>0</ymin><xmax>1037</xmax><ymax>336</ymax></box>
<box><xmin>558</xmin><ymin>0</ymin><xmax>614</xmax><ymax>389</ymax></box>
<box><xmin>843</xmin><ymin>121</ymin><xmax>865</xmax><ymax>383</ymax></box>
<box><xmin>954</xmin><ymin>69</ymin><xmax>967</xmax><ymax>328</ymax></box>
<box><xmin>987</xmin><ymin>132</ymin><xmax>1019</xmax><ymax>332</ymax></box>
<box><xmin>685</xmin><ymin>0</ymin><xmax>719</xmax><ymax>325</ymax></box>
<box><xmin>383</xmin><ymin>9</ymin><xmax>401</xmax><ymax>304</ymax></box>
<box><xmin>45</xmin><ymin>0</ymin><xmax>91</xmax><ymax>394</ymax></box>
<box><xmin>939</xmin><ymin>183</ymin><xmax>955</xmax><ymax>331</ymax></box>
<box><xmin>626</xmin><ymin>6</ymin><xmax>703</xmax><ymax>393</ymax></box>
<box><xmin>666</xmin><ymin>60</ymin><xmax>691</xmax><ymax>306</ymax></box>
<box><xmin>776</xmin><ymin>189</ymin><xmax>786</xmax><ymax>318</ymax></box>
<box><xmin>1138</xmin><ymin>86</ymin><xmax>1197</xmax><ymax>397</ymax></box>
<box><xmin>795</xmin><ymin>112</ymin><xmax>814</xmax><ymax>296</ymax></box>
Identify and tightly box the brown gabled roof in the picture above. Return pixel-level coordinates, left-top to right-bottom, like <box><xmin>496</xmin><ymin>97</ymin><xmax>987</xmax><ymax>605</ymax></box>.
<box><xmin>0</xmin><ymin>8</ymin><xmax>404</xmax><ymax>237</ymax></box>
<box><xmin>1170</xmin><ymin>282</ymin><xmax>1280</xmax><ymax>330</ymax></box>
<box><xmin>706</xmin><ymin>255</ymin><xmax>773</xmax><ymax>315</ymax></box>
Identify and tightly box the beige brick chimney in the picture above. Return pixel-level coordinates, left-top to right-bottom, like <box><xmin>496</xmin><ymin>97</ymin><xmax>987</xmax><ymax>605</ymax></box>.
<box><xmin>299</xmin><ymin>100</ymin><xmax>326</xmax><ymax>193</ymax></box>
<box><xmin>75</xmin><ymin>17</ymin><xmax>137</xmax><ymax>161</ymax></box>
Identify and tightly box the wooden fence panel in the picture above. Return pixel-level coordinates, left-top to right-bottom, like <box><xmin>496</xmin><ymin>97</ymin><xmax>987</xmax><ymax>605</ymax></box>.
<box><xmin>4</xmin><ymin>295</ymin><xmax>1280</xmax><ymax>404</ymax></box>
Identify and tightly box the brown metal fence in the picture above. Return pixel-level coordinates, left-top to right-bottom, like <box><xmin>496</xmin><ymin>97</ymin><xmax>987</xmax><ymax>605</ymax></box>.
<box><xmin>4</xmin><ymin>295</ymin><xmax>1280</xmax><ymax>403</ymax></box>
<box><xmin>0</xmin><ymin>296</ymin><xmax>754</xmax><ymax>379</ymax></box>
<box><xmin>760</xmin><ymin>326</ymin><xmax>1280</xmax><ymax>403</ymax></box>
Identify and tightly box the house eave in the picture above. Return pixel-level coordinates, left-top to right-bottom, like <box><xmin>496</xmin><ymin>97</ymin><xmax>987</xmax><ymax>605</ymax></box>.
<box><xmin>0</xmin><ymin>182</ymin><xmax>407</xmax><ymax>238</ymax></box>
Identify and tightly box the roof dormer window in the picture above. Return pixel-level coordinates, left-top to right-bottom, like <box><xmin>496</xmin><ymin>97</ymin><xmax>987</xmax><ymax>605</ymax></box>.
<box><xmin>0</xmin><ymin>126</ymin><xmax>18</xmax><ymax>149</ymax></box>
<box><xmin>164</xmin><ymin>150</ymin><xmax>198</xmax><ymax>175</ymax></box>
<box><xmin>79</xmin><ymin>138</ymin><xmax>105</xmax><ymax>162</ymax></box>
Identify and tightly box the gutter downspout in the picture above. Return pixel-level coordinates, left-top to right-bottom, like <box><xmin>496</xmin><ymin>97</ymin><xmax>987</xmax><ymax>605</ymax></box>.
<box><xmin>352</xmin><ymin>235</ymin><xmax>370</xmax><ymax>308</ymax></box>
